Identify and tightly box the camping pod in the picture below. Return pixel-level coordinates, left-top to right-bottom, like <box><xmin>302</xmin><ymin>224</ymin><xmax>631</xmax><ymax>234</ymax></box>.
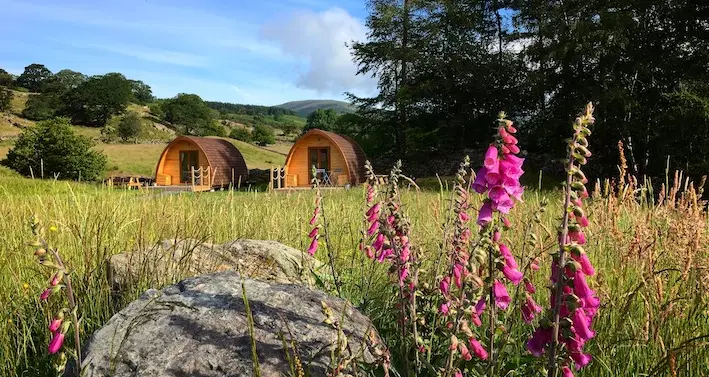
<box><xmin>282</xmin><ymin>129</ymin><xmax>366</xmax><ymax>188</ymax></box>
<box><xmin>155</xmin><ymin>136</ymin><xmax>248</xmax><ymax>188</ymax></box>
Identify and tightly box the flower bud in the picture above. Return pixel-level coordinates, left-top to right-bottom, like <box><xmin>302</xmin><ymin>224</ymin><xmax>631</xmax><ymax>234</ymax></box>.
<box><xmin>34</xmin><ymin>248</ymin><xmax>47</xmax><ymax>257</ymax></box>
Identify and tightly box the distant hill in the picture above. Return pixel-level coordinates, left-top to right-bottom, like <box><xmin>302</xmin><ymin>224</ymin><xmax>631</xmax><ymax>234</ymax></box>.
<box><xmin>275</xmin><ymin>100</ymin><xmax>355</xmax><ymax>117</ymax></box>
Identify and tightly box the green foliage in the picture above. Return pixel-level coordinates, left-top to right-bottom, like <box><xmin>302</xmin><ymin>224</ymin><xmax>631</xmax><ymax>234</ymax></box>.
<box><xmin>199</xmin><ymin>121</ymin><xmax>227</xmax><ymax>137</ymax></box>
<box><xmin>352</xmin><ymin>0</ymin><xmax>709</xmax><ymax>178</ymax></box>
<box><xmin>162</xmin><ymin>93</ymin><xmax>214</xmax><ymax>135</ymax></box>
<box><xmin>229</xmin><ymin>127</ymin><xmax>253</xmax><ymax>143</ymax></box>
<box><xmin>251</xmin><ymin>124</ymin><xmax>275</xmax><ymax>146</ymax></box>
<box><xmin>0</xmin><ymin>88</ymin><xmax>12</xmax><ymax>112</ymax></box>
<box><xmin>304</xmin><ymin>108</ymin><xmax>338</xmax><ymax>133</ymax></box>
<box><xmin>117</xmin><ymin>111</ymin><xmax>142</xmax><ymax>142</ymax></box>
<box><xmin>15</xmin><ymin>64</ymin><xmax>53</xmax><ymax>92</ymax></box>
<box><xmin>129</xmin><ymin>80</ymin><xmax>153</xmax><ymax>105</ymax></box>
<box><xmin>280</xmin><ymin>123</ymin><xmax>298</xmax><ymax>136</ymax></box>
<box><xmin>148</xmin><ymin>102</ymin><xmax>165</xmax><ymax>119</ymax></box>
<box><xmin>0</xmin><ymin>69</ymin><xmax>13</xmax><ymax>87</ymax></box>
<box><xmin>54</xmin><ymin>69</ymin><xmax>88</xmax><ymax>91</ymax></box>
<box><xmin>62</xmin><ymin>73</ymin><xmax>133</xmax><ymax>126</ymax></box>
<box><xmin>205</xmin><ymin>101</ymin><xmax>297</xmax><ymax>117</ymax></box>
<box><xmin>1</xmin><ymin>117</ymin><xmax>107</xmax><ymax>180</ymax></box>
<box><xmin>22</xmin><ymin>93</ymin><xmax>62</xmax><ymax>121</ymax></box>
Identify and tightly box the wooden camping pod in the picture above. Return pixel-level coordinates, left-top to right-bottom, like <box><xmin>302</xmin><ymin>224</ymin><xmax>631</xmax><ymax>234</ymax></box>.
<box><xmin>155</xmin><ymin>136</ymin><xmax>248</xmax><ymax>188</ymax></box>
<box><xmin>281</xmin><ymin>129</ymin><xmax>366</xmax><ymax>188</ymax></box>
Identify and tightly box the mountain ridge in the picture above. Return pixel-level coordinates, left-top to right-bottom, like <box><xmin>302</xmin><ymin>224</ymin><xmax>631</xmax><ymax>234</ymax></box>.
<box><xmin>275</xmin><ymin>99</ymin><xmax>355</xmax><ymax>117</ymax></box>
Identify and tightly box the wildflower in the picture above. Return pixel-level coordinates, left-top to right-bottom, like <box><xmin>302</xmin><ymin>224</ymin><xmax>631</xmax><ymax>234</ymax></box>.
<box><xmin>571</xmin><ymin>351</ymin><xmax>593</xmax><ymax>369</ymax></box>
<box><xmin>562</xmin><ymin>366</ymin><xmax>574</xmax><ymax>377</ymax></box>
<box><xmin>477</xmin><ymin>201</ymin><xmax>493</xmax><ymax>226</ymax></box>
<box><xmin>454</xmin><ymin>371</ymin><xmax>463</xmax><ymax>377</ymax></box>
<box><xmin>526</xmin><ymin>327</ymin><xmax>552</xmax><ymax>357</ymax></box>
<box><xmin>440</xmin><ymin>303</ymin><xmax>450</xmax><ymax>315</ymax></box>
<box><xmin>484</xmin><ymin>145</ymin><xmax>498</xmax><ymax>169</ymax></box>
<box><xmin>49</xmin><ymin>317</ymin><xmax>62</xmax><ymax>332</ymax></box>
<box><xmin>493</xmin><ymin>280</ymin><xmax>511</xmax><ymax>310</ymax></box>
<box><xmin>40</xmin><ymin>288</ymin><xmax>52</xmax><ymax>301</ymax></box>
<box><xmin>49</xmin><ymin>273</ymin><xmax>62</xmax><ymax>287</ymax></box>
<box><xmin>572</xmin><ymin>309</ymin><xmax>596</xmax><ymax>341</ymax></box>
<box><xmin>568</xmin><ymin>230</ymin><xmax>586</xmax><ymax>245</ymax></box>
<box><xmin>501</xmin><ymin>264</ymin><xmax>523</xmax><ymax>285</ymax></box>
<box><xmin>308</xmin><ymin>227</ymin><xmax>318</xmax><ymax>238</ymax></box>
<box><xmin>473</xmin><ymin>167</ymin><xmax>488</xmax><ymax>193</ymax></box>
<box><xmin>530</xmin><ymin>258</ymin><xmax>540</xmax><ymax>271</ymax></box>
<box><xmin>307</xmin><ymin>237</ymin><xmax>318</xmax><ymax>256</ymax></box>
<box><xmin>573</xmin><ymin>252</ymin><xmax>596</xmax><ymax>276</ymax></box>
<box><xmin>524</xmin><ymin>278</ymin><xmax>536</xmax><ymax>294</ymax></box>
<box><xmin>48</xmin><ymin>332</ymin><xmax>65</xmax><ymax>354</ymax></box>
<box><xmin>469</xmin><ymin>337</ymin><xmax>488</xmax><ymax>360</ymax></box>
<box><xmin>573</xmin><ymin>270</ymin><xmax>594</xmax><ymax>299</ymax></box>
<box><xmin>439</xmin><ymin>276</ymin><xmax>450</xmax><ymax>295</ymax></box>
<box><xmin>521</xmin><ymin>294</ymin><xmax>543</xmax><ymax>323</ymax></box>
<box><xmin>458</xmin><ymin>343</ymin><xmax>472</xmax><ymax>361</ymax></box>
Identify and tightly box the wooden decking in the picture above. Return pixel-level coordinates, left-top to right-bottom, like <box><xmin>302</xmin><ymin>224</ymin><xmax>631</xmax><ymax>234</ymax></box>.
<box><xmin>145</xmin><ymin>185</ymin><xmax>213</xmax><ymax>192</ymax></box>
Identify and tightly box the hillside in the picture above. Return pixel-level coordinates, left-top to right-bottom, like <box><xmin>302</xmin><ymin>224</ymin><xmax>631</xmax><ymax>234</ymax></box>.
<box><xmin>0</xmin><ymin>89</ymin><xmax>288</xmax><ymax>177</ymax></box>
<box><xmin>275</xmin><ymin>100</ymin><xmax>355</xmax><ymax>117</ymax></box>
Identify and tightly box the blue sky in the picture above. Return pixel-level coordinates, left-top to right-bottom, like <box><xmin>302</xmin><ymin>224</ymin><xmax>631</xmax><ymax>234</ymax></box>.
<box><xmin>0</xmin><ymin>0</ymin><xmax>377</xmax><ymax>105</ymax></box>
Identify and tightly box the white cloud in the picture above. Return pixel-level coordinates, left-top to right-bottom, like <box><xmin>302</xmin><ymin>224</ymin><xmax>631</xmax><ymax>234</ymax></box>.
<box><xmin>261</xmin><ymin>8</ymin><xmax>376</xmax><ymax>95</ymax></box>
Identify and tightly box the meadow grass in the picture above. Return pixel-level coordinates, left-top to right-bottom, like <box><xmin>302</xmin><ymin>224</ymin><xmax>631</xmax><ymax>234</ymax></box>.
<box><xmin>0</xmin><ymin>173</ymin><xmax>707</xmax><ymax>376</ymax></box>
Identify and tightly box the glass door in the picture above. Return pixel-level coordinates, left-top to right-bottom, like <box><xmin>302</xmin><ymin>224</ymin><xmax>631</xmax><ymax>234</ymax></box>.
<box><xmin>179</xmin><ymin>151</ymin><xmax>199</xmax><ymax>183</ymax></box>
<box><xmin>308</xmin><ymin>147</ymin><xmax>330</xmax><ymax>181</ymax></box>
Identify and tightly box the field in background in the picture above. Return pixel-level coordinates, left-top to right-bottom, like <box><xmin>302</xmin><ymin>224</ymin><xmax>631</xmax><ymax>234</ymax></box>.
<box><xmin>0</xmin><ymin>173</ymin><xmax>707</xmax><ymax>376</ymax></box>
<box><xmin>0</xmin><ymin>89</ymin><xmax>291</xmax><ymax>177</ymax></box>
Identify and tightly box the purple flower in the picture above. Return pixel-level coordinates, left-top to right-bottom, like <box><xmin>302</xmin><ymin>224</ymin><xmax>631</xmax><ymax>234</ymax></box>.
<box><xmin>526</xmin><ymin>327</ymin><xmax>551</xmax><ymax>357</ymax></box>
<box><xmin>493</xmin><ymin>280</ymin><xmax>511</xmax><ymax>310</ymax></box>
<box><xmin>40</xmin><ymin>288</ymin><xmax>51</xmax><ymax>301</ymax></box>
<box><xmin>562</xmin><ymin>366</ymin><xmax>574</xmax><ymax>377</ymax></box>
<box><xmin>477</xmin><ymin>202</ymin><xmax>493</xmax><ymax>226</ymax></box>
<box><xmin>307</xmin><ymin>238</ymin><xmax>318</xmax><ymax>256</ymax></box>
<box><xmin>524</xmin><ymin>278</ymin><xmax>536</xmax><ymax>294</ymax></box>
<box><xmin>572</xmin><ymin>308</ymin><xmax>596</xmax><ymax>341</ymax></box>
<box><xmin>48</xmin><ymin>332</ymin><xmax>64</xmax><ymax>354</ymax></box>
<box><xmin>521</xmin><ymin>295</ymin><xmax>543</xmax><ymax>323</ymax></box>
<box><xmin>49</xmin><ymin>318</ymin><xmax>62</xmax><ymax>333</ymax></box>
<box><xmin>473</xmin><ymin>167</ymin><xmax>489</xmax><ymax>194</ymax></box>
<box><xmin>484</xmin><ymin>145</ymin><xmax>499</xmax><ymax>170</ymax></box>
<box><xmin>571</xmin><ymin>351</ymin><xmax>593</xmax><ymax>369</ymax></box>
<box><xmin>469</xmin><ymin>337</ymin><xmax>488</xmax><ymax>360</ymax></box>
<box><xmin>573</xmin><ymin>270</ymin><xmax>594</xmax><ymax>299</ymax></box>
<box><xmin>502</xmin><ymin>264</ymin><xmax>523</xmax><ymax>285</ymax></box>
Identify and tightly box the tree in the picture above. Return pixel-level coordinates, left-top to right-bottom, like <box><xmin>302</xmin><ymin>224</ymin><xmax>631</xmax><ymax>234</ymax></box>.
<box><xmin>252</xmin><ymin>124</ymin><xmax>275</xmax><ymax>146</ymax></box>
<box><xmin>22</xmin><ymin>93</ymin><xmax>62</xmax><ymax>120</ymax></box>
<box><xmin>130</xmin><ymin>80</ymin><xmax>154</xmax><ymax>104</ymax></box>
<box><xmin>0</xmin><ymin>88</ymin><xmax>12</xmax><ymax>112</ymax></box>
<box><xmin>162</xmin><ymin>93</ymin><xmax>213</xmax><ymax>135</ymax></box>
<box><xmin>304</xmin><ymin>108</ymin><xmax>338</xmax><ymax>133</ymax></box>
<box><xmin>117</xmin><ymin>111</ymin><xmax>142</xmax><ymax>142</ymax></box>
<box><xmin>62</xmin><ymin>73</ymin><xmax>132</xmax><ymax>126</ymax></box>
<box><xmin>54</xmin><ymin>69</ymin><xmax>88</xmax><ymax>91</ymax></box>
<box><xmin>1</xmin><ymin>117</ymin><xmax>107</xmax><ymax>180</ymax></box>
<box><xmin>15</xmin><ymin>64</ymin><xmax>53</xmax><ymax>92</ymax></box>
<box><xmin>281</xmin><ymin>123</ymin><xmax>299</xmax><ymax>136</ymax></box>
<box><xmin>229</xmin><ymin>127</ymin><xmax>253</xmax><ymax>142</ymax></box>
<box><xmin>0</xmin><ymin>68</ymin><xmax>13</xmax><ymax>87</ymax></box>
<box><xmin>148</xmin><ymin>102</ymin><xmax>165</xmax><ymax>119</ymax></box>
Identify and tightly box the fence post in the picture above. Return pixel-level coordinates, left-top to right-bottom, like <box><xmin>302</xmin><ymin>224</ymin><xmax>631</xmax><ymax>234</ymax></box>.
<box><xmin>41</xmin><ymin>159</ymin><xmax>44</xmax><ymax>179</ymax></box>
<box><xmin>191</xmin><ymin>167</ymin><xmax>195</xmax><ymax>186</ymax></box>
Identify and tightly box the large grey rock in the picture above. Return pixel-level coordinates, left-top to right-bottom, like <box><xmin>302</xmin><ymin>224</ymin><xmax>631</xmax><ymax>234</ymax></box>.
<box><xmin>109</xmin><ymin>239</ymin><xmax>325</xmax><ymax>289</ymax></box>
<box><xmin>80</xmin><ymin>271</ymin><xmax>388</xmax><ymax>377</ymax></box>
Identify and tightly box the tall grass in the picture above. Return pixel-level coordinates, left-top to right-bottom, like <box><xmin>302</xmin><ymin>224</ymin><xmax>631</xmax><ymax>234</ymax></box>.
<box><xmin>0</xmin><ymin>169</ymin><xmax>707</xmax><ymax>376</ymax></box>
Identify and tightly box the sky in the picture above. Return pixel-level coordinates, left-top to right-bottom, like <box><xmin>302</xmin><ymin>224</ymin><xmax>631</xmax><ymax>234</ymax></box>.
<box><xmin>0</xmin><ymin>0</ymin><xmax>378</xmax><ymax>106</ymax></box>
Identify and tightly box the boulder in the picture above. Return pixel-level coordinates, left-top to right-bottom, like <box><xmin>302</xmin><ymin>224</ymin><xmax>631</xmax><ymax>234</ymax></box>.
<box><xmin>79</xmin><ymin>271</ymin><xmax>388</xmax><ymax>377</ymax></box>
<box><xmin>108</xmin><ymin>239</ymin><xmax>325</xmax><ymax>290</ymax></box>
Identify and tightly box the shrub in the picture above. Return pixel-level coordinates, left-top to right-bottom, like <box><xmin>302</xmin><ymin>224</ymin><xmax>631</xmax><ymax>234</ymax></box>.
<box><xmin>22</xmin><ymin>93</ymin><xmax>61</xmax><ymax>120</ymax></box>
<box><xmin>281</xmin><ymin>123</ymin><xmax>299</xmax><ymax>136</ymax></box>
<box><xmin>117</xmin><ymin>111</ymin><xmax>142</xmax><ymax>142</ymax></box>
<box><xmin>1</xmin><ymin>117</ymin><xmax>107</xmax><ymax>180</ymax></box>
<box><xmin>0</xmin><ymin>87</ymin><xmax>12</xmax><ymax>112</ymax></box>
<box><xmin>148</xmin><ymin>102</ymin><xmax>165</xmax><ymax>119</ymax></box>
<box><xmin>196</xmin><ymin>121</ymin><xmax>226</xmax><ymax>137</ymax></box>
<box><xmin>229</xmin><ymin>127</ymin><xmax>252</xmax><ymax>143</ymax></box>
<box><xmin>252</xmin><ymin>124</ymin><xmax>275</xmax><ymax>146</ymax></box>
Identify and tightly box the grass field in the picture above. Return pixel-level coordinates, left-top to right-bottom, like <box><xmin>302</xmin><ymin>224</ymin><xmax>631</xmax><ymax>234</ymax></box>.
<box><xmin>0</xmin><ymin>168</ymin><xmax>707</xmax><ymax>376</ymax></box>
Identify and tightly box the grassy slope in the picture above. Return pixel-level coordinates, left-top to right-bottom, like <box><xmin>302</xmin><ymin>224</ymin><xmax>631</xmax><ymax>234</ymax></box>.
<box><xmin>0</xmin><ymin>90</ymin><xmax>288</xmax><ymax>176</ymax></box>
